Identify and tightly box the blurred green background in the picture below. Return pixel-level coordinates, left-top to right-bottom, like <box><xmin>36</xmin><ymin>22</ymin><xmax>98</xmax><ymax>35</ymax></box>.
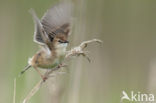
<box><xmin>0</xmin><ymin>0</ymin><xmax>156</xmax><ymax>103</ymax></box>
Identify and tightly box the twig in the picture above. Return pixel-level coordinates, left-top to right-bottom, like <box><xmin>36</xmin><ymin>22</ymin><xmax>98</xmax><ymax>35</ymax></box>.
<box><xmin>13</xmin><ymin>78</ymin><xmax>16</xmax><ymax>103</ymax></box>
<box><xmin>22</xmin><ymin>39</ymin><xmax>102</xmax><ymax>103</ymax></box>
<box><xmin>23</xmin><ymin>66</ymin><xmax>60</xmax><ymax>103</ymax></box>
<box><xmin>65</xmin><ymin>39</ymin><xmax>102</xmax><ymax>58</ymax></box>
<box><xmin>23</xmin><ymin>80</ymin><xmax>43</xmax><ymax>103</ymax></box>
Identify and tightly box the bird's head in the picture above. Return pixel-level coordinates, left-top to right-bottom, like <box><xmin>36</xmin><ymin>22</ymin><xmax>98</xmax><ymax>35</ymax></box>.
<box><xmin>52</xmin><ymin>34</ymin><xmax>69</xmax><ymax>49</ymax></box>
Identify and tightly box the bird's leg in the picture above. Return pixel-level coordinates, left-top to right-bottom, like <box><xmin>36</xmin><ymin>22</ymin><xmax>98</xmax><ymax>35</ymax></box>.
<box><xmin>33</xmin><ymin>66</ymin><xmax>47</xmax><ymax>82</ymax></box>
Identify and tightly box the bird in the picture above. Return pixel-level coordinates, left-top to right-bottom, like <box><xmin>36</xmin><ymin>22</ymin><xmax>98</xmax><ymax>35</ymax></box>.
<box><xmin>20</xmin><ymin>2</ymin><xmax>73</xmax><ymax>81</ymax></box>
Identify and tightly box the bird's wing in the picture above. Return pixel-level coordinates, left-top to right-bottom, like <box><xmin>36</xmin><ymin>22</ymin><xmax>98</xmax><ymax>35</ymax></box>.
<box><xmin>41</xmin><ymin>2</ymin><xmax>73</xmax><ymax>39</ymax></box>
<box><xmin>30</xmin><ymin>9</ymin><xmax>50</xmax><ymax>45</ymax></box>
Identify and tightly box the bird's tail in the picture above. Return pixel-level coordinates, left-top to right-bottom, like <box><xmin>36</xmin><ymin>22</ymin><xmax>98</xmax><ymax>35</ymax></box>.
<box><xmin>20</xmin><ymin>65</ymin><xmax>31</xmax><ymax>75</ymax></box>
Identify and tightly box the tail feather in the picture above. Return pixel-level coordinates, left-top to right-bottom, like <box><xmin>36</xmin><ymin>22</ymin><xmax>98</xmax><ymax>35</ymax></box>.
<box><xmin>20</xmin><ymin>65</ymin><xmax>31</xmax><ymax>75</ymax></box>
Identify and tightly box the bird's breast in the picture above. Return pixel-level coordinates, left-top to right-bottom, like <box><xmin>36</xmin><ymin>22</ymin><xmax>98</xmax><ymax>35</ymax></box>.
<box><xmin>35</xmin><ymin>51</ymin><xmax>65</xmax><ymax>69</ymax></box>
<box><xmin>30</xmin><ymin>43</ymin><xmax>67</xmax><ymax>69</ymax></box>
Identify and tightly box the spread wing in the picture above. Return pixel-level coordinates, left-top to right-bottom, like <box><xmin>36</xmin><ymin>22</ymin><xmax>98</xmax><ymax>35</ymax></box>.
<box><xmin>30</xmin><ymin>9</ymin><xmax>50</xmax><ymax>45</ymax></box>
<box><xmin>41</xmin><ymin>2</ymin><xmax>73</xmax><ymax>39</ymax></box>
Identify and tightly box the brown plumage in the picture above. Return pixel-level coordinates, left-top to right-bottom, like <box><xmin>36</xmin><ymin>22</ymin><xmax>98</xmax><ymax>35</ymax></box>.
<box><xmin>21</xmin><ymin>2</ymin><xmax>73</xmax><ymax>81</ymax></box>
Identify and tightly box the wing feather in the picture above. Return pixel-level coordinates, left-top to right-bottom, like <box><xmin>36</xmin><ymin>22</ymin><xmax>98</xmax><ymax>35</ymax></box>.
<box><xmin>41</xmin><ymin>2</ymin><xmax>73</xmax><ymax>38</ymax></box>
<box><xmin>29</xmin><ymin>9</ymin><xmax>49</xmax><ymax>45</ymax></box>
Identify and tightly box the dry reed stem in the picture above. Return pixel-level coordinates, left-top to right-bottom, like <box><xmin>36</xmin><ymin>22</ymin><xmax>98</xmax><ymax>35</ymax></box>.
<box><xmin>13</xmin><ymin>78</ymin><xmax>16</xmax><ymax>103</ymax></box>
<box><xmin>22</xmin><ymin>39</ymin><xmax>102</xmax><ymax>103</ymax></box>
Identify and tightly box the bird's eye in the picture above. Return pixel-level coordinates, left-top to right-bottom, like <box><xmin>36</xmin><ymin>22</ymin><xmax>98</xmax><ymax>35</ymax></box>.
<box><xmin>58</xmin><ymin>40</ymin><xmax>63</xmax><ymax>43</ymax></box>
<box><xmin>58</xmin><ymin>40</ymin><xmax>69</xmax><ymax>43</ymax></box>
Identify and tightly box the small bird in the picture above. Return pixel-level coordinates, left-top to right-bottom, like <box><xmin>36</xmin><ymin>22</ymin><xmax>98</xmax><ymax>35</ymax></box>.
<box><xmin>21</xmin><ymin>3</ymin><xmax>73</xmax><ymax>81</ymax></box>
